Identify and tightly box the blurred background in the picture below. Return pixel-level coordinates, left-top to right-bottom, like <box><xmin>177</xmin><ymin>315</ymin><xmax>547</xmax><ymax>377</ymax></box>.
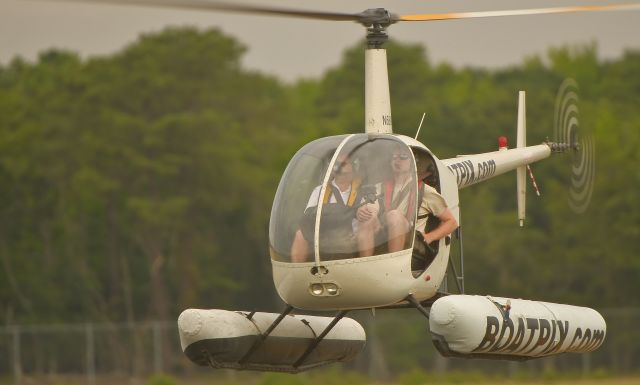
<box><xmin>0</xmin><ymin>1</ymin><xmax>638</xmax><ymax>384</ymax></box>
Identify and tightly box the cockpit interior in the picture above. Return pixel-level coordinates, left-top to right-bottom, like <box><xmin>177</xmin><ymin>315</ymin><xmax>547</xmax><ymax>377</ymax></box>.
<box><xmin>270</xmin><ymin>134</ymin><xmax>441</xmax><ymax>275</ymax></box>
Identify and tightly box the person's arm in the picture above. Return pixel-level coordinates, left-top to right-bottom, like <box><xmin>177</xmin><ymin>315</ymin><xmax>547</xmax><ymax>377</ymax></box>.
<box><xmin>423</xmin><ymin>208</ymin><xmax>458</xmax><ymax>244</ymax></box>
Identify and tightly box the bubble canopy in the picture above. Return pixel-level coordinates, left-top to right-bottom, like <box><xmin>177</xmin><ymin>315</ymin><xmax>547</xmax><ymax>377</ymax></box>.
<box><xmin>270</xmin><ymin>134</ymin><xmax>418</xmax><ymax>263</ymax></box>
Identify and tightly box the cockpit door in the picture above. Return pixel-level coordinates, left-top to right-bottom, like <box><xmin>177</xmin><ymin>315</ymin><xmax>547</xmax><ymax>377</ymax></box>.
<box><xmin>409</xmin><ymin>148</ymin><xmax>460</xmax><ymax>278</ymax></box>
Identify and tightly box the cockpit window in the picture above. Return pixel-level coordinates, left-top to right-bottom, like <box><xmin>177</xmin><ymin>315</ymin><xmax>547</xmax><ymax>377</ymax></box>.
<box><xmin>269</xmin><ymin>134</ymin><xmax>417</xmax><ymax>263</ymax></box>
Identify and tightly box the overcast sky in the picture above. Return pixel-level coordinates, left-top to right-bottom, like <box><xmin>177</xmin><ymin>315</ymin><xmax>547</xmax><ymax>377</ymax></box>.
<box><xmin>2</xmin><ymin>0</ymin><xmax>639</xmax><ymax>81</ymax></box>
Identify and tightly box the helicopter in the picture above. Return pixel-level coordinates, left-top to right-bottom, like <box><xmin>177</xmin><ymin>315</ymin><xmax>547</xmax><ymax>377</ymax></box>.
<box><xmin>50</xmin><ymin>0</ymin><xmax>638</xmax><ymax>374</ymax></box>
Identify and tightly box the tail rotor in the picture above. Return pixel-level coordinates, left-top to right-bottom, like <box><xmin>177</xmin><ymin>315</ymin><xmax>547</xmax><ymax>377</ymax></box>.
<box><xmin>553</xmin><ymin>78</ymin><xmax>595</xmax><ymax>214</ymax></box>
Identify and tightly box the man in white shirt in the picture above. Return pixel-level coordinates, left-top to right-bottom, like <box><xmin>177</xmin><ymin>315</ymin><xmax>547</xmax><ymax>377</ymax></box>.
<box><xmin>291</xmin><ymin>154</ymin><xmax>360</xmax><ymax>262</ymax></box>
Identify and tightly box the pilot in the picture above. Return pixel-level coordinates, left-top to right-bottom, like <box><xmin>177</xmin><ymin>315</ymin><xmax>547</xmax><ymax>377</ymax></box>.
<box><xmin>356</xmin><ymin>147</ymin><xmax>458</xmax><ymax>257</ymax></box>
<box><xmin>290</xmin><ymin>153</ymin><xmax>362</xmax><ymax>262</ymax></box>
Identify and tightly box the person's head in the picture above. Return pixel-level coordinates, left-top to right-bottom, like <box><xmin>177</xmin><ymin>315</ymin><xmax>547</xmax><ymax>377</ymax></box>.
<box><xmin>415</xmin><ymin>152</ymin><xmax>437</xmax><ymax>185</ymax></box>
<box><xmin>333</xmin><ymin>153</ymin><xmax>354</xmax><ymax>179</ymax></box>
<box><xmin>391</xmin><ymin>147</ymin><xmax>412</xmax><ymax>175</ymax></box>
<box><xmin>414</xmin><ymin>153</ymin><xmax>431</xmax><ymax>178</ymax></box>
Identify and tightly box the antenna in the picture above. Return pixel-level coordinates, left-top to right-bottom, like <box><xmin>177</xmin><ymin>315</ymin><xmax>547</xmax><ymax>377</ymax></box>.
<box><xmin>414</xmin><ymin>113</ymin><xmax>426</xmax><ymax>140</ymax></box>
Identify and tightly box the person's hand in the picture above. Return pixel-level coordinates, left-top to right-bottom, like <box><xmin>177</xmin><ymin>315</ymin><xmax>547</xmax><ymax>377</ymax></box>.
<box><xmin>357</xmin><ymin>203</ymin><xmax>378</xmax><ymax>222</ymax></box>
<box><xmin>356</xmin><ymin>205</ymin><xmax>372</xmax><ymax>222</ymax></box>
<box><xmin>422</xmin><ymin>232</ymin><xmax>437</xmax><ymax>257</ymax></box>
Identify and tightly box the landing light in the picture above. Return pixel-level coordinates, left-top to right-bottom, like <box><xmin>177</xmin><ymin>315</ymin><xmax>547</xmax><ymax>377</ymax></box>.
<box><xmin>325</xmin><ymin>283</ymin><xmax>339</xmax><ymax>296</ymax></box>
<box><xmin>310</xmin><ymin>284</ymin><xmax>324</xmax><ymax>296</ymax></box>
<box><xmin>309</xmin><ymin>283</ymin><xmax>341</xmax><ymax>296</ymax></box>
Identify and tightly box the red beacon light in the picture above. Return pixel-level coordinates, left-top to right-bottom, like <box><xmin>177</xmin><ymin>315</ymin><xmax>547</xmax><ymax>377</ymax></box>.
<box><xmin>498</xmin><ymin>136</ymin><xmax>508</xmax><ymax>150</ymax></box>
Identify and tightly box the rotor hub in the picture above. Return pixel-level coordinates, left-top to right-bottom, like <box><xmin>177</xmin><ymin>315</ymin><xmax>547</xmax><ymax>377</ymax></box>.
<box><xmin>545</xmin><ymin>140</ymin><xmax>580</xmax><ymax>153</ymax></box>
<box><xmin>357</xmin><ymin>8</ymin><xmax>397</xmax><ymax>27</ymax></box>
<box><xmin>358</xmin><ymin>8</ymin><xmax>397</xmax><ymax>49</ymax></box>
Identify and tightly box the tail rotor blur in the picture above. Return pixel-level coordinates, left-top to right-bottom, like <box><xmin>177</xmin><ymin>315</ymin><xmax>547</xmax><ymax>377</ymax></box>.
<box><xmin>554</xmin><ymin>78</ymin><xmax>595</xmax><ymax>214</ymax></box>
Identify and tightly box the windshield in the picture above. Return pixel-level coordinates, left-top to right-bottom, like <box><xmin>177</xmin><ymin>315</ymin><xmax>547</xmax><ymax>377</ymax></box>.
<box><xmin>270</xmin><ymin>134</ymin><xmax>417</xmax><ymax>263</ymax></box>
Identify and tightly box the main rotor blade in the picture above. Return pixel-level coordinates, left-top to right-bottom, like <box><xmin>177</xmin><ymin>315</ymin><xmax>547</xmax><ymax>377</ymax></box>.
<box><xmin>55</xmin><ymin>0</ymin><xmax>360</xmax><ymax>21</ymax></box>
<box><xmin>399</xmin><ymin>3</ymin><xmax>640</xmax><ymax>22</ymax></box>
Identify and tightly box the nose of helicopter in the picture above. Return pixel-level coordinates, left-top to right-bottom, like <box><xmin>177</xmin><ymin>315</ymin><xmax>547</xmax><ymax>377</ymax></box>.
<box><xmin>271</xmin><ymin>248</ymin><xmax>443</xmax><ymax>311</ymax></box>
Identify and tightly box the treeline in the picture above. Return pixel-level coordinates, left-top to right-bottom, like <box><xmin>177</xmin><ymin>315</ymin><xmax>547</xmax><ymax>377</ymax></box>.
<box><xmin>0</xmin><ymin>27</ymin><xmax>638</xmax><ymax>328</ymax></box>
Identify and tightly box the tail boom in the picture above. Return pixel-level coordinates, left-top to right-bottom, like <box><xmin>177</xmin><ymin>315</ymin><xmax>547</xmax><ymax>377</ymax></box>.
<box><xmin>442</xmin><ymin>144</ymin><xmax>551</xmax><ymax>189</ymax></box>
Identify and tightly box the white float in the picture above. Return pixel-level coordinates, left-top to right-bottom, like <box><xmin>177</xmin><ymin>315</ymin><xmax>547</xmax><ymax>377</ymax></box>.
<box><xmin>178</xmin><ymin>309</ymin><xmax>366</xmax><ymax>372</ymax></box>
<box><xmin>429</xmin><ymin>295</ymin><xmax>606</xmax><ymax>360</ymax></box>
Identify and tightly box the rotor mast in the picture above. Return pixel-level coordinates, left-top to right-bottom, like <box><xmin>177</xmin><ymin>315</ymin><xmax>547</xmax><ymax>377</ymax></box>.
<box><xmin>362</xmin><ymin>9</ymin><xmax>396</xmax><ymax>134</ymax></box>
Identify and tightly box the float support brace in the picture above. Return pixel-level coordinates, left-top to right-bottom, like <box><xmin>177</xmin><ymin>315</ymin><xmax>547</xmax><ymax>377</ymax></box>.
<box><xmin>293</xmin><ymin>310</ymin><xmax>348</xmax><ymax>368</ymax></box>
<box><xmin>238</xmin><ymin>304</ymin><xmax>293</xmax><ymax>364</ymax></box>
<box><xmin>406</xmin><ymin>294</ymin><xmax>430</xmax><ymax>320</ymax></box>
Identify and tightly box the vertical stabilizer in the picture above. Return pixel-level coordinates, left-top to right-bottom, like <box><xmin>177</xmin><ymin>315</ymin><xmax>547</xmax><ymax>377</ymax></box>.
<box><xmin>517</xmin><ymin>91</ymin><xmax>526</xmax><ymax>227</ymax></box>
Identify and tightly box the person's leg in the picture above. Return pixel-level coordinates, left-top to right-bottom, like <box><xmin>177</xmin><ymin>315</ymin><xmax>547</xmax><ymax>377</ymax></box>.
<box><xmin>386</xmin><ymin>210</ymin><xmax>410</xmax><ymax>252</ymax></box>
<box><xmin>357</xmin><ymin>217</ymin><xmax>380</xmax><ymax>257</ymax></box>
<box><xmin>291</xmin><ymin>229</ymin><xmax>309</xmax><ymax>262</ymax></box>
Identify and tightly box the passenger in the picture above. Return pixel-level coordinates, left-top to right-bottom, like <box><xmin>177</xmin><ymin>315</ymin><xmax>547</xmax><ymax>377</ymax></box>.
<box><xmin>356</xmin><ymin>148</ymin><xmax>458</xmax><ymax>257</ymax></box>
<box><xmin>291</xmin><ymin>154</ymin><xmax>361</xmax><ymax>262</ymax></box>
<box><xmin>414</xmin><ymin>155</ymin><xmax>458</xmax><ymax>256</ymax></box>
